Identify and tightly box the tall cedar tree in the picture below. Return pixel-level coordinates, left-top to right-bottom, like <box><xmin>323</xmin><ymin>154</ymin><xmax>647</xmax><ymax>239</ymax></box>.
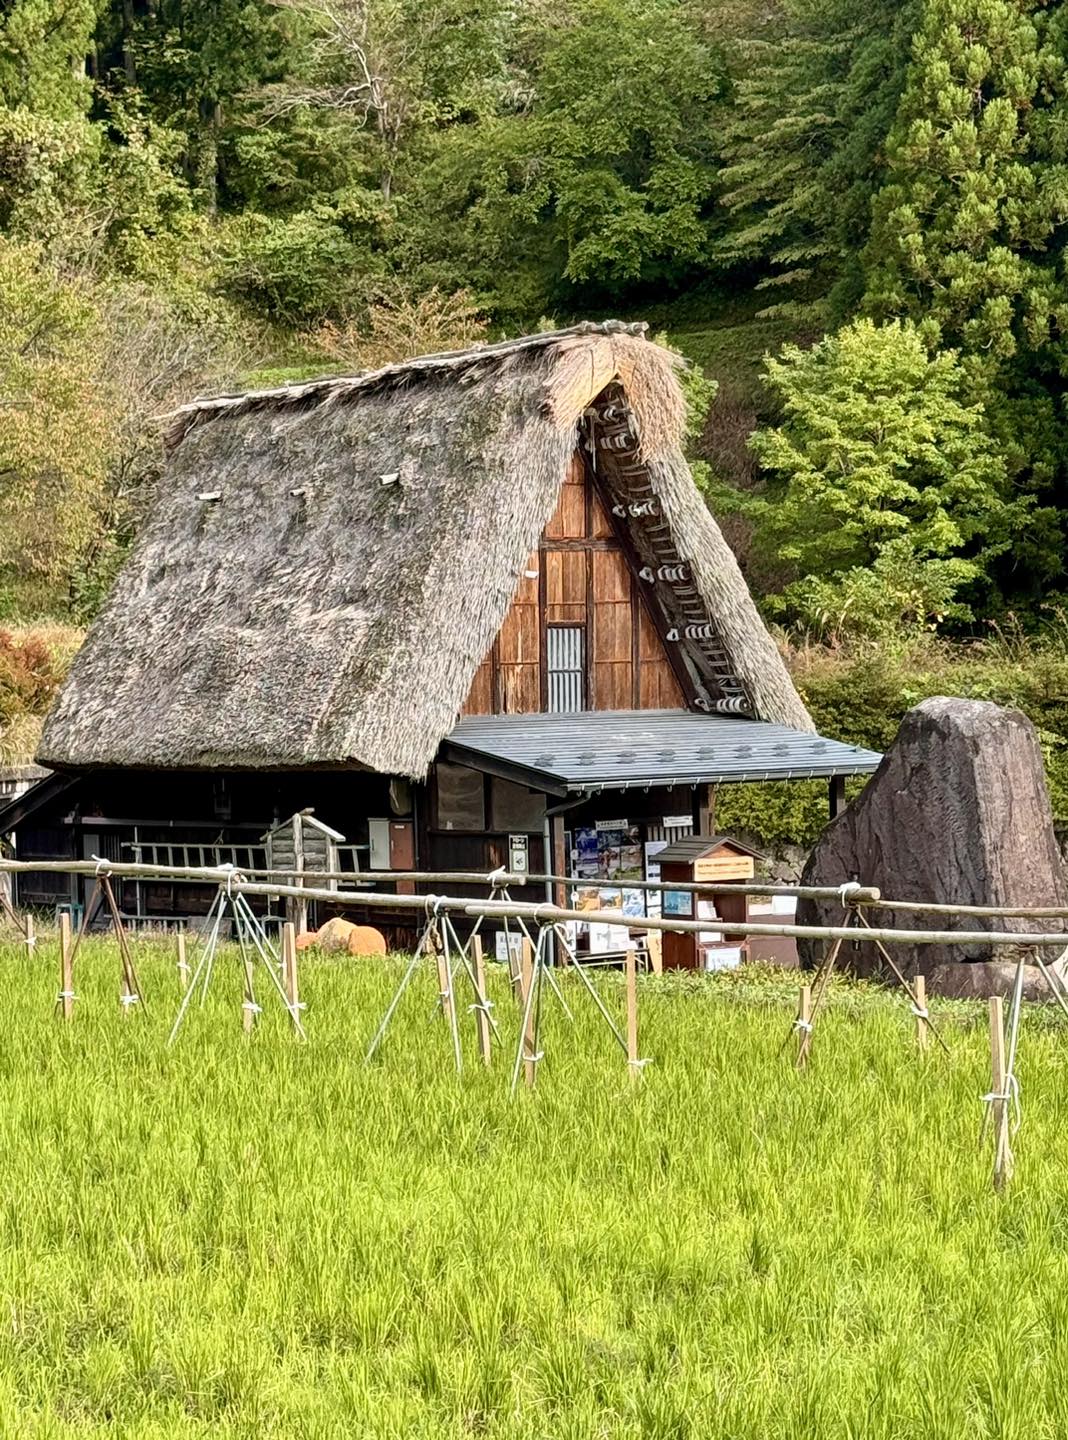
<box><xmin>864</xmin><ymin>0</ymin><xmax>1068</xmax><ymax>598</ymax></box>
<box><xmin>717</xmin><ymin>0</ymin><xmax>917</xmax><ymax>324</ymax></box>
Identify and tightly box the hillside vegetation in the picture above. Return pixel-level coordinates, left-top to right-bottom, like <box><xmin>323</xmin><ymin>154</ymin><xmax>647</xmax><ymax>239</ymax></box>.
<box><xmin>4</xmin><ymin>0</ymin><xmax>1068</xmax><ymax>798</ymax></box>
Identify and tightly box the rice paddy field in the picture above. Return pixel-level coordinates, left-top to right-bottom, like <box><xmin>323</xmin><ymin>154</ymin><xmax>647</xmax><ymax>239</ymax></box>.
<box><xmin>2</xmin><ymin>932</ymin><xmax>1068</xmax><ymax>1437</ymax></box>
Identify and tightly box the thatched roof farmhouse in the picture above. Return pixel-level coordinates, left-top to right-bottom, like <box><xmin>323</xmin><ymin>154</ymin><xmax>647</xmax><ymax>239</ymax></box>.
<box><xmin>6</xmin><ymin>321</ymin><xmax>879</xmax><ymax>936</ymax></box>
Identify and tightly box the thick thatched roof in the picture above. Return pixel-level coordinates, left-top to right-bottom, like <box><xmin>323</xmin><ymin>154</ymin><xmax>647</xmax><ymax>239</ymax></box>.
<box><xmin>39</xmin><ymin>321</ymin><xmax>812</xmax><ymax>776</ymax></box>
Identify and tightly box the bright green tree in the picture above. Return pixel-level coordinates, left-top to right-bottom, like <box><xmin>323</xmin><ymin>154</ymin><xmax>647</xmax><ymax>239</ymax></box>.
<box><xmin>746</xmin><ymin>318</ymin><xmax>1022</xmax><ymax>635</ymax></box>
<box><xmin>398</xmin><ymin>0</ymin><xmax>725</xmax><ymax>320</ymax></box>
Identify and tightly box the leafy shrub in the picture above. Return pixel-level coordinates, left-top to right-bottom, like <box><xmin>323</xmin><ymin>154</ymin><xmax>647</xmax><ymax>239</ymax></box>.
<box><xmin>716</xmin><ymin>636</ymin><xmax>1068</xmax><ymax>848</ymax></box>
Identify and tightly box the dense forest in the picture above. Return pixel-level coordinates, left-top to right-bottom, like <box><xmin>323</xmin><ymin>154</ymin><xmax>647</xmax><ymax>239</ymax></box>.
<box><xmin>4</xmin><ymin>0</ymin><xmax>1068</xmax><ymax>821</ymax></box>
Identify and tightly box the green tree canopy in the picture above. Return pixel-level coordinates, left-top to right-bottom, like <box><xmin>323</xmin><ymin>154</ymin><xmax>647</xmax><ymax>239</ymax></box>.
<box><xmin>747</xmin><ymin>318</ymin><xmax>1022</xmax><ymax>634</ymax></box>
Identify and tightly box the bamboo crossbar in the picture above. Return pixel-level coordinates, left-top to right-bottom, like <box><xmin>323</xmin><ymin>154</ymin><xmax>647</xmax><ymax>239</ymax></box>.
<box><xmin>4</xmin><ymin>859</ymin><xmax>1068</xmax><ymax>949</ymax></box>
<box><xmin>232</xmin><ymin>880</ymin><xmax>1068</xmax><ymax>951</ymax></box>
<box><xmin>527</xmin><ymin>872</ymin><xmax>882</xmax><ymax>902</ymax></box>
<box><xmin>0</xmin><ymin>859</ymin><xmax>527</xmax><ymax>888</ymax></box>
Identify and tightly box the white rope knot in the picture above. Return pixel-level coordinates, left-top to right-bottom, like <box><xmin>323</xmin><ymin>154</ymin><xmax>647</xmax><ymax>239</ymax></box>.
<box><xmin>57</xmin><ymin>990</ymin><xmax>77</xmax><ymax>1001</ymax></box>
<box><xmin>838</xmin><ymin>880</ymin><xmax>863</xmax><ymax>906</ymax></box>
<box><xmin>911</xmin><ymin>1005</ymin><xmax>929</xmax><ymax>1020</ymax></box>
<box><xmin>793</xmin><ymin>1018</ymin><xmax>813</xmax><ymax>1033</ymax></box>
<box><xmin>486</xmin><ymin>866</ymin><xmax>508</xmax><ymax>887</ymax></box>
<box><xmin>523</xmin><ymin>1050</ymin><xmax>544</xmax><ymax>1063</ymax></box>
<box><xmin>221</xmin><ymin>863</ymin><xmax>237</xmax><ymax>898</ymax></box>
<box><xmin>425</xmin><ymin>894</ymin><xmax>444</xmax><ymax>918</ymax></box>
<box><xmin>242</xmin><ymin>1001</ymin><xmax>262</xmax><ymax>1014</ymax></box>
<box><xmin>468</xmin><ymin>998</ymin><xmax>495</xmax><ymax>1015</ymax></box>
<box><xmin>92</xmin><ymin>854</ymin><xmax>111</xmax><ymax>877</ymax></box>
<box><xmin>628</xmin><ymin>1057</ymin><xmax>653</xmax><ymax>1069</ymax></box>
<box><xmin>119</xmin><ymin>993</ymin><xmax>140</xmax><ymax>1006</ymax></box>
<box><xmin>982</xmin><ymin>1073</ymin><xmax>1022</xmax><ymax>1135</ymax></box>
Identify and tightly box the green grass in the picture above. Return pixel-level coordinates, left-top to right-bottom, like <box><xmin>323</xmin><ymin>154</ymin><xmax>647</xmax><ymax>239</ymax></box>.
<box><xmin>0</xmin><ymin>933</ymin><xmax>1066</xmax><ymax>1437</ymax></box>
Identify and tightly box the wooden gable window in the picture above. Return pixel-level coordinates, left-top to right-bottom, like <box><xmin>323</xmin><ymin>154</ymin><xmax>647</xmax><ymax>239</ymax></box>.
<box><xmin>547</xmin><ymin>625</ymin><xmax>585</xmax><ymax>712</ymax></box>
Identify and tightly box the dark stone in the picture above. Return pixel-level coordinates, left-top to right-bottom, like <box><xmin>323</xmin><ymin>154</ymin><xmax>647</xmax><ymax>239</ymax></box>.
<box><xmin>797</xmin><ymin>698</ymin><xmax>1068</xmax><ymax>997</ymax></box>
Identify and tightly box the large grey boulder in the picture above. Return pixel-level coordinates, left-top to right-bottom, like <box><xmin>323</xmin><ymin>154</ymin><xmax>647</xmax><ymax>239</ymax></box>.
<box><xmin>797</xmin><ymin>698</ymin><xmax>1068</xmax><ymax>997</ymax></box>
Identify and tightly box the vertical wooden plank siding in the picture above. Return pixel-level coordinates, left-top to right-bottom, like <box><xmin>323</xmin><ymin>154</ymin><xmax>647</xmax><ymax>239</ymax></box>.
<box><xmin>460</xmin><ymin>451</ymin><xmax>685</xmax><ymax>715</ymax></box>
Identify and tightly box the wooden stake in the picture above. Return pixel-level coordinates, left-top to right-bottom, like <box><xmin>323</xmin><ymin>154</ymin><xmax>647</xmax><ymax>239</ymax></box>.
<box><xmin>914</xmin><ymin>974</ymin><xmax>929</xmax><ymax>1052</ymax></box>
<box><xmin>242</xmin><ymin>955</ymin><xmax>258</xmax><ymax>1033</ymax></box>
<box><xmin>647</xmin><ymin>932</ymin><xmax>663</xmax><ymax>977</ymax></box>
<box><xmin>625</xmin><ymin>947</ymin><xmax>640</xmax><ymax>1081</ymax></box>
<box><xmin>59</xmin><ymin>913</ymin><xmax>73</xmax><ymax>1021</ymax></box>
<box><xmin>176</xmin><ymin>932</ymin><xmax>190</xmax><ymax>992</ymax></box>
<box><xmin>282</xmin><ymin>922</ymin><xmax>301</xmax><ymax>1023</ymax></box>
<box><xmin>471</xmin><ymin>935</ymin><xmax>492</xmax><ymax>1067</ymax></box>
<box><xmin>519</xmin><ymin>938</ymin><xmax>536</xmax><ymax>1088</ymax></box>
<box><xmin>434</xmin><ymin>928</ymin><xmax>461</xmax><ymax>1069</ymax></box>
<box><xmin>796</xmin><ymin>984</ymin><xmax>812</xmax><ymax>1069</ymax></box>
<box><xmin>24</xmin><ymin>913</ymin><xmax>34</xmax><ymax>958</ymax></box>
<box><xmin>989</xmin><ymin>995</ymin><xmax>1013</xmax><ymax>1191</ymax></box>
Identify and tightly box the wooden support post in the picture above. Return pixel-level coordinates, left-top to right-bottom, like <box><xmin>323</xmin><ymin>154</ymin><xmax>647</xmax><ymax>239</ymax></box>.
<box><xmin>471</xmin><ymin>935</ymin><xmax>492</xmax><ymax>1067</ymax></box>
<box><xmin>625</xmin><ymin>947</ymin><xmax>640</xmax><ymax>1081</ymax></box>
<box><xmin>989</xmin><ymin>995</ymin><xmax>1013</xmax><ymax>1191</ymax></box>
<box><xmin>828</xmin><ymin>774</ymin><xmax>847</xmax><ymax>818</ymax></box>
<box><xmin>292</xmin><ymin>812</ymin><xmax>309</xmax><ymax>937</ymax></box>
<box><xmin>176</xmin><ymin>932</ymin><xmax>190</xmax><ymax>992</ymax></box>
<box><xmin>24</xmin><ymin>913</ymin><xmax>34</xmax><ymax>958</ymax></box>
<box><xmin>520</xmin><ymin>938</ymin><xmax>536</xmax><ymax>1088</ymax></box>
<box><xmin>59</xmin><ymin>913</ymin><xmax>73</xmax><ymax>1021</ymax></box>
<box><xmin>914</xmin><ymin>974</ymin><xmax>929</xmax><ymax>1052</ymax></box>
<box><xmin>282</xmin><ymin>921</ymin><xmax>300</xmax><ymax>1020</ymax></box>
<box><xmin>796</xmin><ymin>983</ymin><xmax>812</xmax><ymax>1068</ymax></box>
<box><xmin>242</xmin><ymin>960</ymin><xmax>258</xmax><ymax>1033</ymax></box>
<box><xmin>647</xmin><ymin>931</ymin><xmax>663</xmax><ymax>977</ymax></box>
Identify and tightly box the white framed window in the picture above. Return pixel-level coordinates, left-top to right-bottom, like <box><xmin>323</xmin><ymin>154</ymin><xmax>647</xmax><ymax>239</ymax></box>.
<box><xmin>547</xmin><ymin>625</ymin><xmax>585</xmax><ymax>712</ymax></box>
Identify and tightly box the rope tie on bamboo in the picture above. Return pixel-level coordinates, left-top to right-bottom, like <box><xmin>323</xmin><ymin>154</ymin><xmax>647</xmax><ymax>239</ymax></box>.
<box><xmin>793</xmin><ymin>1018</ymin><xmax>813</xmax><ymax>1033</ymax></box>
<box><xmin>628</xmin><ymin>1057</ymin><xmax>653</xmax><ymax>1069</ymax></box>
<box><xmin>911</xmin><ymin>1004</ymin><xmax>930</xmax><ymax>1020</ymax></box>
<box><xmin>838</xmin><ymin>881</ymin><xmax>864</xmax><ymax>906</ymax></box>
<box><xmin>425</xmin><ymin>894</ymin><xmax>446</xmax><ymax>919</ymax></box>
<box><xmin>982</xmin><ymin>1073</ymin><xmax>1022</xmax><ymax>1136</ymax></box>
<box><xmin>486</xmin><ymin>866</ymin><xmax>508</xmax><ymax>888</ymax></box>
<box><xmin>468</xmin><ymin>998</ymin><xmax>495</xmax><ymax>1015</ymax></box>
<box><xmin>120</xmin><ymin>992</ymin><xmax>140</xmax><ymax>1006</ymax></box>
<box><xmin>523</xmin><ymin>1049</ymin><xmax>544</xmax><ymax>1063</ymax></box>
<box><xmin>57</xmin><ymin>990</ymin><xmax>77</xmax><ymax>1001</ymax></box>
<box><xmin>92</xmin><ymin>855</ymin><xmax>111</xmax><ymax>876</ymax></box>
<box><xmin>222</xmin><ymin>863</ymin><xmax>237</xmax><ymax>899</ymax></box>
<box><xmin>242</xmin><ymin>1001</ymin><xmax>262</xmax><ymax>1014</ymax></box>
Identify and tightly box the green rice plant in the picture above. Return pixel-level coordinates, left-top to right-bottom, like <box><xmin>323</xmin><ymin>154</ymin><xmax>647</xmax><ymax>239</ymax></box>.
<box><xmin>0</xmin><ymin>933</ymin><xmax>1064</xmax><ymax>1436</ymax></box>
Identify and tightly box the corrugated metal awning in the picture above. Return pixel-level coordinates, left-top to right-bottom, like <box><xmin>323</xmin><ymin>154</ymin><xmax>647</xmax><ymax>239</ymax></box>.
<box><xmin>442</xmin><ymin>710</ymin><xmax>882</xmax><ymax>795</ymax></box>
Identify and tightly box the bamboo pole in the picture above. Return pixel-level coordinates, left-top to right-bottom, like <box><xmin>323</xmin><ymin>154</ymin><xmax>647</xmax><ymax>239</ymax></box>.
<box><xmin>471</xmin><ymin>935</ymin><xmax>492</xmax><ymax>1067</ymax></box>
<box><xmin>796</xmin><ymin>984</ymin><xmax>812</xmax><ymax>1068</ymax></box>
<box><xmin>647</xmin><ymin>932</ymin><xmax>663</xmax><ymax>976</ymax></box>
<box><xmin>176</xmin><ymin>932</ymin><xmax>190</xmax><ymax>992</ymax></box>
<box><xmin>5</xmin><ymin>860</ymin><xmax>1068</xmax><ymax>952</ymax></box>
<box><xmin>233</xmin><ymin>880</ymin><xmax>1068</xmax><ymax>951</ymax></box>
<box><xmin>625</xmin><ymin>948</ymin><xmax>640</xmax><ymax>1081</ymax></box>
<box><xmin>59</xmin><ymin>913</ymin><xmax>73</xmax><ymax>1021</ymax></box>
<box><xmin>914</xmin><ymin>974</ymin><xmax>929</xmax><ymax>1053</ymax></box>
<box><xmin>24</xmin><ymin>913</ymin><xmax>34</xmax><ymax>957</ymax></box>
<box><xmin>519</xmin><ymin>939</ymin><xmax>536</xmax><ymax>1088</ymax></box>
<box><xmin>989</xmin><ymin>996</ymin><xmax>1013</xmax><ymax>1191</ymax></box>
<box><xmin>282</xmin><ymin>922</ymin><xmax>301</xmax><ymax>1025</ymax></box>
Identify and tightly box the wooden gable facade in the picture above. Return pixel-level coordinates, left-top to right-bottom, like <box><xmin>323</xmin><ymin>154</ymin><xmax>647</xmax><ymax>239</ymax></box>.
<box><xmin>462</xmin><ymin>454</ymin><xmax>686</xmax><ymax>718</ymax></box>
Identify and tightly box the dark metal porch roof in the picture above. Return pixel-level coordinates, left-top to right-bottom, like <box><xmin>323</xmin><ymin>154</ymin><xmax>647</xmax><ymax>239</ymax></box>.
<box><xmin>442</xmin><ymin>710</ymin><xmax>882</xmax><ymax>795</ymax></box>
